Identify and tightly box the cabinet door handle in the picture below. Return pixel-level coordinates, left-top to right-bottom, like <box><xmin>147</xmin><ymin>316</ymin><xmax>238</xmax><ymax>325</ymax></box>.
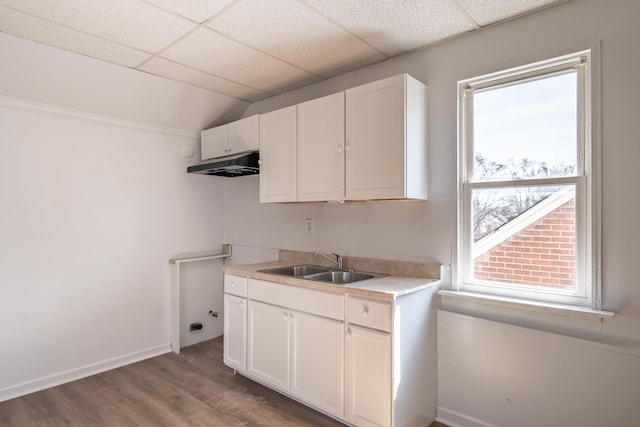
<box><xmin>345</xmin><ymin>144</ymin><xmax>351</xmax><ymax>152</ymax></box>
<box><xmin>231</xmin><ymin>282</ymin><xmax>236</xmax><ymax>288</ymax></box>
<box><xmin>239</xmin><ymin>303</ymin><xmax>244</xmax><ymax>309</ymax></box>
<box><xmin>337</xmin><ymin>146</ymin><xmax>343</xmax><ymax>153</ymax></box>
<box><xmin>346</xmin><ymin>328</ymin><xmax>352</xmax><ymax>338</ymax></box>
<box><xmin>362</xmin><ymin>305</ymin><xmax>369</xmax><ymax>317</ymax></box>
<box><xmin>258</xmin><ymin>159</ymin><xmax>263</xmax><ymax>165</ymax></box>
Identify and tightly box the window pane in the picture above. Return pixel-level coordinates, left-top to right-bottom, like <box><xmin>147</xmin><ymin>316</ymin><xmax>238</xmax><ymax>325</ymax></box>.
<box><xmin>472</xmin><ymin>72</ymin><xmax>578</xmax><ymax>182</ymax></box>
<box><xmin>472</xmin><ymin>185</ymin><xmax>576</xmax><ymax>293</ymax></box>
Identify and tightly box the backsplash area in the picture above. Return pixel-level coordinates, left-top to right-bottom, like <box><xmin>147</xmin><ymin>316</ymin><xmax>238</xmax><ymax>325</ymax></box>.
<box><xmin>279</xmin><ymin>249</ymin><xmax>441</xmax><ymax>279</ymax></box>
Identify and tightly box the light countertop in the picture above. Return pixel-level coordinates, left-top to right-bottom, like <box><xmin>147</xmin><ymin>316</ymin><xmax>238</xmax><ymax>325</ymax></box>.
<box><xmin>224</xmin><ymin>260</ymin><xmax>440</xmax><ymax>301</ymax></box>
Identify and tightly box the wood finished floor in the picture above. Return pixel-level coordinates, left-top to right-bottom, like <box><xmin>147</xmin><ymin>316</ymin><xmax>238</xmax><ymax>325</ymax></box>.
<box><xmin>0</xmin><ymin>336</ymin><xmax>448</xmax><ymax>427</ymax></box>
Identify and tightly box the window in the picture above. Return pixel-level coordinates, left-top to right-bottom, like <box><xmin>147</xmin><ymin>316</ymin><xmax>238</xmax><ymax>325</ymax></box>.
<box><xmin>456</xmin><ymin>50</ymin><xmax>599</xmax><ymax>308</ymax></box>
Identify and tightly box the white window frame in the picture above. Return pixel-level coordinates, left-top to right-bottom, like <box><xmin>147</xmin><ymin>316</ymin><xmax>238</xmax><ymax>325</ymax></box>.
<box><xmin>454</xmin><ymin>49</ymin><xmax>601</xmax><ymax>309</ymax></box>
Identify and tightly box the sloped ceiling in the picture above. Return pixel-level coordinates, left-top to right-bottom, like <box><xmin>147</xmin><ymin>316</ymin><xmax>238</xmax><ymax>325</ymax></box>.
<box><xmin>0</xmin><ymin>0</ymin><xmax>565</xmax><ymax>103</ymax></box>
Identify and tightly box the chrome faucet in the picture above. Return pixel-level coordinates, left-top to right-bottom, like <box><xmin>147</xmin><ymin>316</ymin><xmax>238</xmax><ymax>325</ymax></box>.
<box><xmin>313</xmin><ymin>252</ymin><xmax>343</xmax><ymax>270</ymax></box>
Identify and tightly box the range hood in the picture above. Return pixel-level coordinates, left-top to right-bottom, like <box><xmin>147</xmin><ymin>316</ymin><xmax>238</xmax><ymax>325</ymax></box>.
<box><xmin>187</xmin><ymin>151</ymin><xmax>259</xmax><ymax>177</ymax></box>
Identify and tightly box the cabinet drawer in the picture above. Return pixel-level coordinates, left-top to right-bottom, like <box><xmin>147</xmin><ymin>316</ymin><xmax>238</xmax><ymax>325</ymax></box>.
<box><xmin>347</xmin><ymin>296</ymin><xmax>391</xmax><ymax>332</ymax></box>
<box><xmin>224</xmin><ymin>274</ymin><xmax>248</xmax><ymax>297</ymax></box>
<box><xmin>249</xmin><ymin>279</ymin><xmax>343</xmax><ymax>320</ymax></box>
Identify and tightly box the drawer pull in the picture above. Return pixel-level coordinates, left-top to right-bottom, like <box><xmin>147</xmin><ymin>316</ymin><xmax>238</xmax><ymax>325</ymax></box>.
<box><xmin>362</xmin><ymin>305</ymin><xmax>369</xmax><ymax>317</ymax></box>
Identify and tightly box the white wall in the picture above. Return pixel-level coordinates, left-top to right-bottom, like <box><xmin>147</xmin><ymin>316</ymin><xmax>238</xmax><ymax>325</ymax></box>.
<box><xmin>0</xmin><ymin>34</ymin><xmax>235</xmax><ymax>401</ymax></box>
<box><xmin>226</xmin><ymin>0</ymin><xmax>640</xmax><ymax>424</ymax></box>
<box><xmin>223</xmin><ymin>176</ymin><xmax>450</xmax><ymax>263</ymax></box>
<box><xmin>2</xmin><ymin>0</ymin><xmax>639</xmax><ymax>422</ymax></box>
<box><xmin>438</xmin><ymin>310</ymin><xmax>640</xmax><ymax>427</ymax></box>
<box><xmin>0</xmin><ymin>32</ymin><xmax>249</xmax><ymax>131</ymax></box>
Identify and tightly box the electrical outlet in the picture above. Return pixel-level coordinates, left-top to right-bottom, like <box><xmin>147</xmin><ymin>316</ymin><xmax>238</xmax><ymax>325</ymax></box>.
<box><xmin>305</xmin><ymin>218</ymin><xmax>314</xmax><ymax>234</ymax></box>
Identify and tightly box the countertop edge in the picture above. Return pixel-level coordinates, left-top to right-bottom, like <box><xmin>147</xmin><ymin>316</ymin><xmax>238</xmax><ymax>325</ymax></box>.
<box><xmin>223</xmin><ymin>261</ymin><xmax>441</xmax><ymax>300</ymax></box>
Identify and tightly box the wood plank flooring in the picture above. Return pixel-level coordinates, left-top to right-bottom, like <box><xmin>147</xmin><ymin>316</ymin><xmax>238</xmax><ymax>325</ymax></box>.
<box><xmin>0</xmin><ymin>336</ymin><xmax>447</xmax><ymax>426</ymax></box>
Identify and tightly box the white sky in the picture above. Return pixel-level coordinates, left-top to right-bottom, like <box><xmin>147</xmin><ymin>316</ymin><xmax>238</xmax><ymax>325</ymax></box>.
<box><xmin>473</xmin><ymin>72</ymin><xmax>578</xmax><ymax>168</ymax></box>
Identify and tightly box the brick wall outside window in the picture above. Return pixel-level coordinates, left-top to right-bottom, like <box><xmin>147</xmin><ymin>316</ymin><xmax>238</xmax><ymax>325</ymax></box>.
<box><xmin>473</xmin><ymin>199</ymin><xmax>576</xmax><ymax>290</ymax></box>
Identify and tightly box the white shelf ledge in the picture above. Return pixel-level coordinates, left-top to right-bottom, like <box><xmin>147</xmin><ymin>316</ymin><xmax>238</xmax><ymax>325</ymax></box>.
<box><xmin>169</xmin><ymin>245</ymin><xmax>232</xmax><ymax>264</ymax></box>
<box><xmin>438</xmin><ymin>290</ymin><xmax>615</xmax><ymax>321</ymax></box>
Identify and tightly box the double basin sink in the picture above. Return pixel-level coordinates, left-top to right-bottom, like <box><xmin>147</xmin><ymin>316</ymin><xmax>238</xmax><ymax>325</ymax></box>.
<box><xmin>258</xmin><ymin>264</ymin><xmax>385</xmax><ymax>285</ymax></box>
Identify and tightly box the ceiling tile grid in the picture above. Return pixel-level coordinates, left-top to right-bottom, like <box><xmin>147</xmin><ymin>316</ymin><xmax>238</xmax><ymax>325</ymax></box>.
<box><xmin>301</xmin><ymin>0</ymin><xmax>480</xmax><ymax>55</ymax></box>
<box><xmin>457</xmin><ymin>0</ymin><xmax>562</xmax><ymax>27</ymax></box>
<box><xmin>0</xmin><ymin>0</ymin><xmax>567</xmax><ymax>103</ymax></box>
<box><xmin>160</xmin><ymin>27</ymin><xmax>321</xmax><ymax>95</ymax></box>
<box><xmin>0</xmin><ymin>0</ymin><xmax>195</xmax><ymax>52</ymax></box>
<box><xmin>139</xmin><ymin>56</ymin><xmax>269</xmax><ymax>100</ymax></box>
<box><xmin>0</xmin><ymin>6</ymin><xmax>151</xmax><ymax>68</ymax></box>
<box><xmin>140</xmin><ymin>0</ymin><xmax>236</xmax><ymax>24</ymax></box>
<box><xmin>208</xmin><ymin>0</ymin><xmax>386</xmax><ymax>78</ymax></box>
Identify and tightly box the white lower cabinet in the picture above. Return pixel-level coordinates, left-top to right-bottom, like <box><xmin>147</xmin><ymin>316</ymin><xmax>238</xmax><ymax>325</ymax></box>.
<box><xmin>223</xmin><ymin>274</ymin><xmax>248</xmax><ymax>373</ymax></box>
<box><xmin>223</xmin><ymin>274</ymin><xmax>438</xmax><ymax>426</ymax></box>
<box><xmin>246</xmin><ymin>278</ymin><xmax>345</xmax><ymax>418</ymax></box>
<box><xmin>247</xmin><ymin>300</ymin><xmax>290</xmax><ymax>391</ymax></box>
<box><xmin>346</xmin><ymin>325</ymin><xmax>391</xmax><ymax>427</ymax></box>
<box><xmin>223</xmin><ymin>294</ymin><xmax>247</xmax><ymax>372</ymax></box>
<box><xmin>346</xmin><ymin>296</ymin><xmax>392</xmax><ymax>427</ymax></box>
<box><xmin>290</xmin><ymin>310</ymin><xmax>344</xmax><ymax>416</ymax></box>
<box><xmin>247</xmin><ymin>301</ymin><xmax>344</xmax><ymax>416</ymax></box>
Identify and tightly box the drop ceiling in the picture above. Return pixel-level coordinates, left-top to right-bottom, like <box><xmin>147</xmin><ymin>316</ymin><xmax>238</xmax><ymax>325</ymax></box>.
<box><xmin>0</xmin><ymin>0</ymin><xmax>564</xmax><ymax>103</ymax></box>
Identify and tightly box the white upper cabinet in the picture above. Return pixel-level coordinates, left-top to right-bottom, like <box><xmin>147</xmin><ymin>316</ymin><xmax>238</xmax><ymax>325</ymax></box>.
<box><xmin>259</xmin><ymin>106</ymin><xmax>298</xmax><ymax>203</ymax></box>
<box><xmin>201</xmin><ymin>115</ymin><xmax>259</xmax><ymax>160</ymax></box>
<box><xmin>345</xmin><ymin>74</ymin><xmax>428</xmax><ymax>200</ymax></box>
<box><xmin>297</xmin><ymin>92</ymin><xmax>345</xmax><ymax>202</ymax></box>
<box><xmin>257</xmin><ymin>74</ymin><xmax>428</xmax><ymax>203</ymax></box>
<box><xmin>200</xmin><ymin>125</ymin><xmax>227</xmax><ymax>160</ymax></box>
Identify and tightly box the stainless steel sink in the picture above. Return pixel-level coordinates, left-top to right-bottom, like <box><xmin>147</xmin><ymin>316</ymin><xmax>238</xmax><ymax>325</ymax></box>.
<box><xmin>258</xmin><ymin>264</ymin><xmax>384</xmax><ymax>285</ymax></box>
<box><xmin>304</xmin><ymin>270</ymin><xmax>375</xmax><ymax>284</ymax></box>
<box><xmin>258</xmin><ymin>264</ymin><xmax>330</xmax><ymax>277</ymax></box>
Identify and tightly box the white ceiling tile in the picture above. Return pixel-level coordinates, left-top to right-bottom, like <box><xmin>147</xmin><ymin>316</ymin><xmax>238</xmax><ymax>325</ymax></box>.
<box><xmin>161</xmin><ymin>27</ymin><xmax>320</xmax><ymax>94</ymax></box>
<box><xmin>302</xmin><ymin>0</ymin><xmax>478</xmax><ymax>56</ymax></box>
<box><xmin>457</xmin><ymin>0</ymin><xmax>561</xmax><ymax>27</ymax></box>
<box><xmin>0</xmin><ymin>6</ymin><xmax>151</xmax><ymax>67</ymax></box>
<box><xmin>0</xmin><ymin>0</ymin><xmax>195</xmax><ymax>52</ymax></box>
<box><xmin>208</xmin><ymin>0</ymin><xmax>386</xmax><ymax>77</ymax></box>
<box><xmin>139</xmin><ymin>57</ymin><xmax>270</xmax><ymax>101</ymax></box>
<box><xmin>141</xmin><ymin>0</ymin><xmax>235</xmax><ymax>24</ymax></box>
<box><xmin>0</xmin><ymin>0</ymin><xmax>566</xmax><ymax>102</ymax></box>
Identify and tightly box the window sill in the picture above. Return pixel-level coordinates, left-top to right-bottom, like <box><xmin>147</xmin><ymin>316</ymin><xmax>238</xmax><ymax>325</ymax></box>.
<box><xmin>437</xmin><ymin>290</ymin><xmax>615</xmax><ymax>320</ymax></box>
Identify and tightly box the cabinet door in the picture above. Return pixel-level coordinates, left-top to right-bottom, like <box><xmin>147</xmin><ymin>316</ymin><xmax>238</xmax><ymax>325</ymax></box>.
<box><xmin>259</xmin><ymin>106</ymin><xmax>298</xmax><ymax>203</ymax></box>
<box><xmin>297</xmin><ymin>92</ymin><xmax>345</xmax><ymax>202</ymax></box>
<box><xmin>290</xmin><ymin>311</ymin><xmax>344</xmax><ymax>417</ymax></box>
<box><xmin>201</xmin><ymin>125</ymin><xmax>228</xmax><ymax>160</ymax></box>
<box><xmin>346</xmin><ymin>325</ymin><xmax>391</xmax><ymax>427</ymax></box>
<box><xmin>345</xmin><ymin>74</ymin><xmax>406</xmax><ymax>200</ymax></box>
<box><xmin>247</xmin><ymin>300</ymin><xmax>290</xmax><ymax>391</ymax></box>
<box><xmin>223</xmin><ymin>294</ymin><xmax>246</xmax><ymax>372</ymax></box>
<box><xmin>228</xmin><ymin>115</ymin><xmax>259</xmax><ymax>155</ymax></box>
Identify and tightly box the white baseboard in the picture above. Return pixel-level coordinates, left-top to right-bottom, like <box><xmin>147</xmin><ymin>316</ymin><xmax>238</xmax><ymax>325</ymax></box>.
<box><xmin>0</xmin><ymin>343</ymin><xmax>171</xmax><ymax>403</ymax></box>
<box><xmin>437</xmin><ymin>407</ymin><xmax>498</xmax><ymax>427</ymax></box>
